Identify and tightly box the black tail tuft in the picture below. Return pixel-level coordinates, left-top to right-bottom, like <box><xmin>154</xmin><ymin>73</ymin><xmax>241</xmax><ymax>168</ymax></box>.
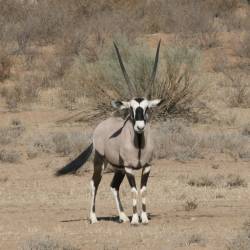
<box><xmin>55</xmin><ymin>143</ymin><xmax>93</xmax><ymax>176</ymax></box>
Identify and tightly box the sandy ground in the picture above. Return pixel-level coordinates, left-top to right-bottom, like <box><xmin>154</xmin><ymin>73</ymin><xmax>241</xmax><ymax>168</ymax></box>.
<box><xmin>1</xmin><ymin>155</ymin><xmax>249</xmax><ymax>250</ymax></box>
<box><xmin>1</xmin><ymin>3</ymin><xmax>250</xmax><ymax>249</ymax></box>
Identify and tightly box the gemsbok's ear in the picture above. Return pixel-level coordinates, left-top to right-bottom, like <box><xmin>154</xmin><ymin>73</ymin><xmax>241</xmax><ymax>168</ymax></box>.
<box><xmin>148</xmin><ymin>99</ymin><xmax>164</xmax><ymax>108</ymax></box>
<box><xmin>111</xmin><ymin>100</ymin><xmax>130</xmax><ymax>110</ymax></box>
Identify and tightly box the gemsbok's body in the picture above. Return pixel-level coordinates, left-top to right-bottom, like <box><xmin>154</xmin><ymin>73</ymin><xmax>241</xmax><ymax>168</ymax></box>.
<box><xmin>56</xmin><ymin>41</ymin><xmax>163</xmax><ymax>225</ymax></box>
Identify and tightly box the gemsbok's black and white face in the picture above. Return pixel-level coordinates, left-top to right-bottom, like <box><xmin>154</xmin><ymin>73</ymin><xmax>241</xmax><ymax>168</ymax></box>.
<box><xmin>112</xmin><ymin>97</ymin><xmax>163</xmax><ymax>133</ymax></box>
<box><xmin>111</xmin><ymin>40</ymin><xmax>162</xmax><ymax>134</ymax></box>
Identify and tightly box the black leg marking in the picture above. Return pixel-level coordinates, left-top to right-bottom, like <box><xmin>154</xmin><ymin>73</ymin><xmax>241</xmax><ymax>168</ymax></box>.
<box><xmin>110</xmin><ymin>171</ymin><xmax>129</xmax><ymax>222</ymax></box>
<box><xmin>125</xmin><ymin>168</ymin><xmax>139</xmax><ymax>225</ymax></box>
<box><xmin>111</xmin><ymin>171</ymin><xmax>125</xmax><ymax>190</ymax></box>
<box><xmin>140</xmin><ymin>166</ymin><xmax>151</xmax><ymax>224</ymax></box>
<box><xmin>90</xmin><ymin>151</ymin><xmax>104</xmax><ymax>223</ymax></box>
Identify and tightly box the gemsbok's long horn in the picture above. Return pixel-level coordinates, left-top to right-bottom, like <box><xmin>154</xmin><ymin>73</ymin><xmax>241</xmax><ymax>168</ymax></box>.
<box><xmin>146</xmin><ymin>40</ymin><xmax>161</xmax><ymax>98</ymax></box>
<box><xmin>113</xmin><ymin>42</ymin><xmax>133</xmax><ymax>96</ymax></box>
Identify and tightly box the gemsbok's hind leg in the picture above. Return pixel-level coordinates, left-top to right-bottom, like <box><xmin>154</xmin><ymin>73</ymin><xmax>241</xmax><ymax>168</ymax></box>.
<box><xmin>125</xmin><ymin>167</ymin><xmax>139</xmax><ymax>225</ymax></box>
<box><xmin>140</xmin><ymin>165</ymin><xmax>151</xmax><ymax>224</ymax></box>
<box><xmin>110</xmin><ymin>171</ymin><xmax>129</xmax><ymax>223</ymax></box>
<box><xmin>89</xmin><ymin>151</ymin><xmax>104</xmax><ymax>224</ymax></box>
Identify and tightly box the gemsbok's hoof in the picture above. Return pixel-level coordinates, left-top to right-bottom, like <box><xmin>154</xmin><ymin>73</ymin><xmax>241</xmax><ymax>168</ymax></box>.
<box><xmin>89</xmin><ymin>213</ymin><xmax>98</xmax><ymax>224</ymax></box>
<box><xmin>131</xmin><ymin>213</ymin><xmax>139</xmax><ymax>226</ymax></box>
<box><xmin>141</xmin><ymin>212</ymin><xmax>149</xmax><ymax>225</ymax></box>
<box><xmin>119</xmin><ymin>212</ymin><xmax>130</xmax><ymax>223</ymax></box>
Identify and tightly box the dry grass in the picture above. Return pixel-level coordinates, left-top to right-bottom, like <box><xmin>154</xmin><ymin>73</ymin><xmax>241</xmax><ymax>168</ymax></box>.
<box><xmin>0</xmin><ymin>0</ymin><xmax>248</xmax><ymax>118</ymax></box>
<box><xmin>242</xmin><ymin>123</ymin><xmax>250</xmax><ymax>136</ymax></box>
<box><xmin>186</xmin><ymin>234</ymin><xmax>206</xmax><ymax>246</ymax></box>
<box><xmin>180</xmin><ymin>233</ymin><xmax>207</xmax><ymax>247</ymax></box>
<box><xmin>236</xmin><ymin>33</ymin><xmax>250</xmax><ymax>59</ymax></box>
<box><xmin>153</xmin><ymin>119</ymin><xmax>203</xmax><ymax>161</ymax></box>
<box><xmin>1</xmin><ymin>86</ymin><xmax>20</xmax><ymax>110</ymax></box>
<box><xmin>0</xmin><ymin>149</ymin><xmax>20</xmax><ymax>163</ymax></box>
<box><xmin>21</xmin><ymin>235</ymin><xmax>79</xmax><ymax>250</ymax></box>
<box><xmin>0</xmin><ymin>47</ymin><xmax>11</xmax><ymax>81</ymax></box>
<box><xmin>227</xmin><ymin>220</ymin><xmax>250</xmax><ymax>250</ymax></box>
<box><xmin>184</xmin><ymin>199</ymin><xmax>198</xmax><ymax>211</ymax></box>
<box><xmin>223</xmin><ymin>70</ymin><xmax>250</xmax><ymax>108</ymax></box>
<box><xmin>27</xmin><ymin>131</ymin><xmax>92</xmax><ymax>158</ymax></box>
<box><xmin>0</xmin><ymin>121</ymin><xmax>25</xmax><ymax>145</ymax></box>
<box><xmin>187</xmin><ymin>174</ymin><xmax>247</xmax><ymax>188</ymax></box>
<box><xmin>199</xmin><ymin>131</ymin><xmax>250</xmax><ymax>160</ymax></box>
<box><xmin>187</xmin><ymin>176</ymin><xmax>216</xmax><ymax>187</ymax></box>
<box><xmin>226</xmin><ymin>174</ymin><xmax>247</xmax><ymax>188</ymax></box>
<box><xmin>153</xmin><ymin>119</ymin><xmax>250</xmax><ymax>161</ymax></box>
<box><xmin>103</xmin><ymin>244</ymin><xmax>119</xmax><ymax>250</ymax></box>
<box><xmin>1</xmin><ymin>74</ymin><xmax>53</xmax><ymax>110</ymax></box>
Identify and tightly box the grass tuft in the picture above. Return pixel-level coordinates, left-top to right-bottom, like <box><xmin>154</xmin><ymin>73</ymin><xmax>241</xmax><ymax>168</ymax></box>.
<box><xmin>21</xmin><ymin>235</ymin><xmax>79</xmax><ymax>250</ymax></box>
<box><xmin>188</xmin><ymin>176</ymin><xmax>215</xmax><ymax>187</ymax></box>
<box><xmin>184</xmin><ymin>199</ymin><xmax>198</xmax><ymax>211</ymax></box>
<box><xmin>0</xmin><ymin>149</ymin><xmax>20</xmax><ymax>163</ymax></box>
<box><xmin>226</xmin><ymin>174</ymin><xmax>247</xmax><ymax>188</ymax></box>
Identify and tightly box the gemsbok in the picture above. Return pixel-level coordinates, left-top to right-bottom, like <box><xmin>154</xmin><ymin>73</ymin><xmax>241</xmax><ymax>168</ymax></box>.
<box><xmin>56</xmin><ymin>40</ymin><xmax>163</xmax><ymax>225</ymax></box>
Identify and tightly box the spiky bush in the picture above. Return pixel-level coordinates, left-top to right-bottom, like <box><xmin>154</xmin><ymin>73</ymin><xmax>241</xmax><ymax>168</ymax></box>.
<box><xmin>153</xmin><ymin>46</ymin><xmax>202</xmax><ymax>117</ymax></box>
<box><xmin>87</xmin><ymin>38</ymin><xmax>203</xmax><ymax>121</ymax></box>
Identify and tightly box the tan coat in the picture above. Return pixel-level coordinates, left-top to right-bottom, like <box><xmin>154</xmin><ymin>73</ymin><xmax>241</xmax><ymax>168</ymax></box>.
<box><xmin>93</xmin><ymin>117</ymin><xmax>154</xmax><ymax>169</ymax></box>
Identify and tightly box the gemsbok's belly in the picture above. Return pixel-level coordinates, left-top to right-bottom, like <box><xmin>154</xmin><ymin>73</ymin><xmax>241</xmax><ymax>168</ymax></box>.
<box><xmin>119</xmin><ymin>146</ymin><xmax>153</xmax><ymax>169</ymax></box>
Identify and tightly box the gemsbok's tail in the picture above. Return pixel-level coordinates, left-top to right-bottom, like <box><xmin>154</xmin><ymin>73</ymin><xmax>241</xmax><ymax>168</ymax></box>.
<box><xmin>55</xmin><ymin>143</ymin><xmax>93</xmax><ymax>176</ymax></box>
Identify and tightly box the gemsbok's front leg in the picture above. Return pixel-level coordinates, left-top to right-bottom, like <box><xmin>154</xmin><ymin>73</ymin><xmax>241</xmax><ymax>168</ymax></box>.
<box><xmin>125</xmin><ymin>167</ymin><xmax>139</xmax><ymax>225</ymax></box>
<box><xmin>110</xmin><ymin>171</ymin><xmax>129</xmax><ymax>223</ymax></box>
<box><xmin>140</xmin><ymin>165</ymin><xmax>151</xmax><ymax>224</ymax></box>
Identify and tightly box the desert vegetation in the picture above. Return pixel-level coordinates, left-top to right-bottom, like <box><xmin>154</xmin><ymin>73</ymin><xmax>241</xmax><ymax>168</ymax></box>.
<box><xmin>0</xmin><ymin>0</ymin><xmax>249</xmax><ymax>113</ymax></box>
<box><xmin>21</xmin><ymin>235</ymin><xmax>79</xmax><ymax>250</ymax></box>
<box><xmin>227</xmin><ymin>219</ymin><xmax>250</xmax><ymax>250</ymax></box>
<box><xmin>0</xmin><ymin>0</ymin><xmax>250</xmax><ymax>250</ymax></box>
<box><xmin>186</xmin><ymin>174</ymin><xmax>247</xmax><ymax>188</ymax></box>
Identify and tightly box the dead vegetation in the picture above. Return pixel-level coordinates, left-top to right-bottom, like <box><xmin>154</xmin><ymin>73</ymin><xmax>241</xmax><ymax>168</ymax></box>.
<box><xmin>242</xmin><ymin>123</ymin><xmax>250</xmax><ymax>136</ymax></box>
<box><xmin>188</xmin><ymin>176</ymin><xmax>216</xmax><ymax>187</ymax></box>
<box><xmin>187</xmin><ymin>174</ymin><xmax>247</xmax><ymax>188</ymax></box>
<box><xmin>0</xmin><ymin>149</ymin><xmax>20</xmax><ymax>163</ymax></box>
<box><xmin>21</xmin><ymin>235</ymin><xmax>79</xmax><ymax>250</ymax></box>
<box><xmin>227</xmin><ymin>220</ymin><xmax>250</xmax><ymax>250</ymax></box>
<box><xmin>236</xmin><ymin>33</ymin><xmax>250</xmax><ymax>59</ymax></box>
<box><xmin>27</xmin><ymin>131</ymin><xmax>92</xmax><ymax>158</ymax></box>
<box><xmin>0</xmin><ymin>120</ymin><xmax>25</xmax><ymax>145</ymax></box>
<box><xmin>0</xmin><ymin>0</ymin><xmax>248</xmax><ymax>116</ymax></box>
<box><xmin>222</xmin><ymin>70</ymin><xmax>250</xmax><ymax>108</ymax></box>
<box><xmin>179</xmin><ymin>233</ymin><xmax>207</xmax><ymax>247</ymax></box>
<box><xmin>226</xmin><ymin>174</ymin><xmax>247</xmax><ymax>187</ymax></box>
<box><xmin>184</xmin><ymin>199</ymin><xmax>198</xmax><ymax>211</ymax></box>
<box><xmin>153</xmin><ymin>119</ymin><xmax>250</xmax><ymax>161</ymax></box>
<box><xmin>153</xmin><ymin>119</ymin><xmax>202</xmax><ymax>161</ymax></box>
<box><xmin>0</xmin><ymin>47</ymin><xmax>11</xmax><ymax>81</ymax></box>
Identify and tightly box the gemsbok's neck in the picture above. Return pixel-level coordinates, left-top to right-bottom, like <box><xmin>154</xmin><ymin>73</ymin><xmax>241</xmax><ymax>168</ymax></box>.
<box><xmin>133</xmin><ymin>130</ymin><xmax>146</xmax><ymax>149</ymax></box>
